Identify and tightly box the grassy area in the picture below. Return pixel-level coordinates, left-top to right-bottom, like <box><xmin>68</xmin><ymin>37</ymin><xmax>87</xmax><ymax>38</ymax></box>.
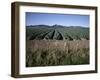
<box><xmin>26</xmin><ymin>25</ymin><xmax>89</xmax><ymax>67</ymax></box>
<box><xmin>26</xmin><ymin>40</ymin><xmax>89</xmax><ymax>67</ymax></box>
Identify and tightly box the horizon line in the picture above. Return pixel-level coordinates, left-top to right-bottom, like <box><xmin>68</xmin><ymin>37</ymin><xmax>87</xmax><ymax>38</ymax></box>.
<box><xmin>26</xmin><ymin>24</ymin><xmax>89</xmax><ymax>28</ymax></box>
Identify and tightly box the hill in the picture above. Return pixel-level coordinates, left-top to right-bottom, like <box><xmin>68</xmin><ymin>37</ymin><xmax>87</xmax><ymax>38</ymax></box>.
<box><xmin>26</xmin><ymin>24</ymin><xmax>89</xmax><ymax>40</ymax></box>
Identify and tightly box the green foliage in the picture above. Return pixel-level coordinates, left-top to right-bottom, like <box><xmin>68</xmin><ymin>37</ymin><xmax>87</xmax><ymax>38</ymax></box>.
<box><xmin>26</xmin><ymin>47</ymin><xmax>89</xmax><ymax>67</ymax></box>
<box><xmin>26</xmin><ymin>25</ymin><xmax>89</xmax><ymax>40</ymax></box>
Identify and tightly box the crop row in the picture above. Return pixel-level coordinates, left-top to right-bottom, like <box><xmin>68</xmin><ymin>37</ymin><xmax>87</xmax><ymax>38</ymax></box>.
<box><xmin>26</xmin><ymin>27</ymin><xmax>89</xmax><ymax>40</ymax></box>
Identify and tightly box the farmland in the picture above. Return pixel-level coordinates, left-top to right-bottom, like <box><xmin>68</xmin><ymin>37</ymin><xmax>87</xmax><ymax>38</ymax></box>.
<box><xmin>26</xmin><ymin>25</ymin><xmax>89</xmax><ymax>40</ymax></box>
<box><xmin>26</xmin><ymin>25</ymin><xmax>89</xmax><ymax>67</ymax></box>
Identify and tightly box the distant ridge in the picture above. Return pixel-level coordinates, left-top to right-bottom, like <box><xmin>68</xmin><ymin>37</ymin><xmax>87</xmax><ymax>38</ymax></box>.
<box><xmin>26</xmin><ymin>24</ymin><xmax>88</xmax><ymax>28</ymax></box>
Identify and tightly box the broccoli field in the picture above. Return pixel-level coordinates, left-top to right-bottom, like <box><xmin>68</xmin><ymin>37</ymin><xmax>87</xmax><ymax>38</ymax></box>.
<box><xmin>26</xmin><ymin>25</ymin><xmax>90</xmax><ymax>67</ymax></box>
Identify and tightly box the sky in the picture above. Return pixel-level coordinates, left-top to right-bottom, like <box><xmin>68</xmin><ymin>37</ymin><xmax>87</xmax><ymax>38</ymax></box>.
<box><xmin>26</xmin><ymin>12</ymin><xmax>90</xmax><ymax>27</ymax></box>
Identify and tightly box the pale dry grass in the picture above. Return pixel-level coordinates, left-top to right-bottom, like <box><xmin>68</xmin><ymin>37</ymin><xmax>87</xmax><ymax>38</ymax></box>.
<box><xmin>27</xmin><ymin>40</ymin><xmax>89</xmax><ymax>52</ymax></box>
<box><xmin>26</xmin><ymin>40</ymin><xmax>89</xmax><ymax>67</ymax></box>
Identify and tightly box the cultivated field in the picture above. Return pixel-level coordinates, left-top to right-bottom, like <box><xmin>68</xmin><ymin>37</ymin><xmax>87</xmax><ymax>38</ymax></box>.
<box><xmin>26</xmin><ymin>25</ymin><xmax>89</xmax><ymax>67</ymax></box>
